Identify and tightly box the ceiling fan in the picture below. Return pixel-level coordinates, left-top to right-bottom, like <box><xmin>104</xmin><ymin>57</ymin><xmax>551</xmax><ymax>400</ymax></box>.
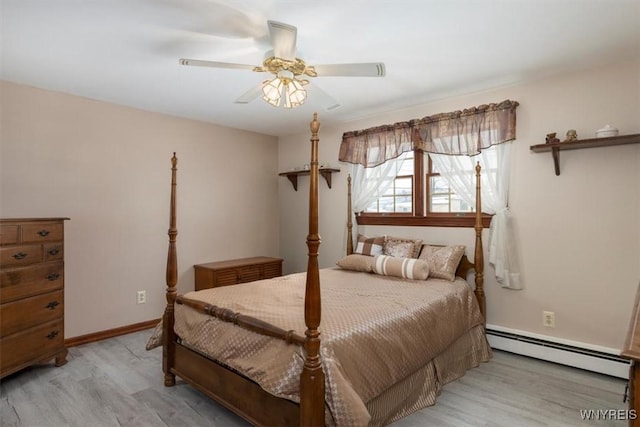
<box><xmin>179</xmin><ymin>20</ymin><xmax>386</xmax><ymax>110</ymax></box>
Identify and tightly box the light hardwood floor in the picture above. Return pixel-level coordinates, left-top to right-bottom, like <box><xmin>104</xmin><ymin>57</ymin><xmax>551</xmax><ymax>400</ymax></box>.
<box><xmin>0</xmin><ymin>329</ymin><xmax>629</xmax><ymax>426</ymax></box>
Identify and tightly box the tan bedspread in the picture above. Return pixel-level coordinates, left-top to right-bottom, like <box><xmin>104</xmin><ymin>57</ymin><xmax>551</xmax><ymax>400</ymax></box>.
<box><xmin>174</xmin><ymin>267</ymin><xmax>488</xmax><ymax>426</ymax></box>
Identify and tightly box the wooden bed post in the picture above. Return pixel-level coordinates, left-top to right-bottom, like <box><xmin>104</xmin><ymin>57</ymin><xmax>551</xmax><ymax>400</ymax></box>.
<box><xmin>474</xmin><ymin>162</ymin><xmax>486</xmax><ymax>319</ymax></box>
<box><xmin>163</xmin><ymin>153</ymin><xmax>178</xmax><ymax>387</ymax></box>
<box><xmin>346</xmin><ymin>174</ymin><xmax>353</xmax><ymax>255</ymax></box>
<box><xmin>300</xmin><ymin>113</ymin><xmax>325</xmax><ymax>427</ymax></box>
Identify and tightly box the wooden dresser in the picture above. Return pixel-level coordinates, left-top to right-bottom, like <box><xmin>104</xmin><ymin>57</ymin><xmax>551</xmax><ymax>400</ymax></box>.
<box><xmin>194</xmin><ymin>256</ymin><xmax>283</xmax><ymax>290</ymax></box>
<box><xmin>0</xmin><ymin>218</ymin><xmax>69</xmax><ymax>379</ymax></box>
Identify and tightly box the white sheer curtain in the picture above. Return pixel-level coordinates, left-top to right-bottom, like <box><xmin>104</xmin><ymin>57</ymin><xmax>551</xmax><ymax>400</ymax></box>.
<box><xmin>429</xmin><ymin>142</ymin><xmax>522</xmax><ymax>289</ymax></box>
<box><xmin>348</xmin><ymin>154</ymin><xmax>406</xmax><ymax>246</ymax></box>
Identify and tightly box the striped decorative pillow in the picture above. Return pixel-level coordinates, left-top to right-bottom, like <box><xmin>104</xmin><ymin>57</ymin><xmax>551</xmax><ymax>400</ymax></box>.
<box><xmin>372</xmin><ymin>255</ymin><xmax>430</xmax><ymax>280</ymax></box>
<box><xmin>354</xmin><ymin>234</ymin><xmax>384</xmax><ymax>256</ymax></box>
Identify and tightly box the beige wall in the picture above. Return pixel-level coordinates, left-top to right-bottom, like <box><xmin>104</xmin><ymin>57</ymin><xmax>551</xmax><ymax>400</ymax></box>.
<box><xmin>1</xmin><ymin>81</ymin><xmax>280</xmax><ymax>338</ymax></box>
<box><xmin>278</xmin><ymin>60</ymin><xmax>640</xmax><ymax>350</ymax></box>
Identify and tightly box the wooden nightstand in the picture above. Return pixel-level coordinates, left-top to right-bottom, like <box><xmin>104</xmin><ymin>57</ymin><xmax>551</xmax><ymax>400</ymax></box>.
<box><xmin>194</xmin><ymin>257</ymin><xmax>283</xmax><ymax>291</ymax></box>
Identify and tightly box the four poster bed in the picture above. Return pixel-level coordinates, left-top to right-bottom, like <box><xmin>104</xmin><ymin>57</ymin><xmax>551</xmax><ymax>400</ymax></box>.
<box><xmin>157</xmin><ymin>113</ymin><xmax>490</xmax><ymax>426</ymax></box>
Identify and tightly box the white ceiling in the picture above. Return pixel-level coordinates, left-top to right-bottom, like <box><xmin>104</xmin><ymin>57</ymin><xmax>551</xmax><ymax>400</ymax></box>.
<box><xmin>2</xmin><ymin>0</ymin><xmax>639</xmax><ymax>136</ymax></box>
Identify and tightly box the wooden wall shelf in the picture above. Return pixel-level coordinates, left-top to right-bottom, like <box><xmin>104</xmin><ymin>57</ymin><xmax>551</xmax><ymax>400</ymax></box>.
<box><xmin>279</xmin><ymin>168</ymin><xmax>340</xmax><ymax>191</ymax></box>
<box><xmin>530</xmin><ymin>133</ymin><xmax>640</xmax><ymax>176</ymax></box>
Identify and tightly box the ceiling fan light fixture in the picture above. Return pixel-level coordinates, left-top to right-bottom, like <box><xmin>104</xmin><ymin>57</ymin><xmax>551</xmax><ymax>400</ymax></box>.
<box><xmin>262</xmin><ymin>73</ymin><xmax>307</xmax><ymax>109</ymax></box>
<box><xmin>284</xmin><ymin>78</ymin><xmax>307</xmax><ymax>108</ymax></box>
<box><xmin>262</xmin><ymin>77</ymin><xmax>284</xmax><ymax>107</ymax></box>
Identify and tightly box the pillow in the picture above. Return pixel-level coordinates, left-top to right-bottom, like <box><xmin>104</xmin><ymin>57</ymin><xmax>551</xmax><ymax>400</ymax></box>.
<box><xmin>336</xmin><ymin>254</ymin><xmax>374</xmax><ymax>273</ymax></box>
<box><xmin>145</xmin><ymin>321</ymin><xmax>163</xmax><ymax>350</ymax></box>
<box><xmin>418</xmin><ymin>245</ymin><xmax>466</xmax><ymax>281</ymax></box>
<box><xmin>372</xmin><ymin>255</ymin><xmax>430</xmax><ymax>280</ymax></box>
<box><xmin>354</xmin><ymin>234</ymin><xmax>384</xmax><ymax>256</ymax></box>
<box><xmin>383</xmin><ymin>236</ymin><xmax>423</xmax><ymax>258</ymax></box>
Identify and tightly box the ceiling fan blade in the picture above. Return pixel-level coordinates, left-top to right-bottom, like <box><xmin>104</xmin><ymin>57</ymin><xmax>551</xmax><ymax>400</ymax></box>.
<box><xmin>308</xmin><ymin>82</ymin><xmax>341</xmax><ymax>112</ymax></box>
<box><xmin>179</xmin><ymin>58</ymin><xmax>256</xmax><ymax>71</ymax></box>
<box><xmin>234</xmin><ymin>84</ymin><xmax>264</xmax><ymax>104</ymax></box>
<box><xmin>267</xmin><ymin>20</ymin><xmax>297</xmax><ymax>60</ymax></box>
<box><xmin>311</xmin><ymin>63</ymin><xmax>386</xmax><ymax>77</ymax></box>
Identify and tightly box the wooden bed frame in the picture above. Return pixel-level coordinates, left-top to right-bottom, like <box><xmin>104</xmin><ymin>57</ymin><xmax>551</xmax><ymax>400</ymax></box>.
<box><xmin>161</xmin><ymin>113</ymin><xmax>486</xmax><ymax>426</ymax></box>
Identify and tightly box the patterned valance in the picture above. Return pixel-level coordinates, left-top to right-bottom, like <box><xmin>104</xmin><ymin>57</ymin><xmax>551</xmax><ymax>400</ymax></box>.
<box><xmin>339</xmin><ymin>100</ymin><xmax>519</xmax><ymax>167</ymax></box>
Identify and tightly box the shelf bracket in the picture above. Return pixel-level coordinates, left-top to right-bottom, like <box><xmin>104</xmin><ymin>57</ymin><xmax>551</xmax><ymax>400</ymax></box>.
<box><xmin>286</xmin><ymin>174</ymin><xmax>299</xmax><ymax>191</ymax></box>
<box><xmin>552</xmin><ymin>146</ymin><xmax>561</xmax><ymax>176</ymax></box>
<box><xmin>319</xmin><ymin>170</ymin><xmax>333</xmax><ymax>189</ymax></box>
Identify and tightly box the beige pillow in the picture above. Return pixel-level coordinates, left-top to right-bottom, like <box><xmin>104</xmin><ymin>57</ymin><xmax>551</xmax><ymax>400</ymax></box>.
<box><xmin>383</xmin><ymin>236</ymin><xmax>423</xmax><ymax>258</ymax></box>
<box><xmin>336</xmin><ymin>254</ymin><xmax>374</xmax><ymax>272</ymax></box>
<box><xmin>372</xmin><ymin>255</ymin><xmax>430</xmax><ymax>280</ymax></box>
<box><xmin>145</xmin><ymin>321</ymin><xmax>163</xmax><ymax>350</ymax></box>
<box><xmin>418</xmin><ymin>245</ymin><xmax>466</xmax><ymax>281</ymax></box>
<box><xmin>354</xmin><ymin>234</ymin><xmax>385</xmax><ymax>256</ymax></box>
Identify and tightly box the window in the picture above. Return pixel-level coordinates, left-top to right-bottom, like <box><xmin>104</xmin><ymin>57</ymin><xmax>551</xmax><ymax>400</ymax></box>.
<box><xmin>357</xmin><ymin>149</ymin><xmax>494</xmax><ymax>228</ymax></box>
<box><xmin>427</xmin><ymin>157</ymin><xmax>474</xmax><ymax>214</ymax></box>
<box><xmin>364</xmin><ymin>151</ymin><xmax>413</xmax><ymax>214</ymax></box>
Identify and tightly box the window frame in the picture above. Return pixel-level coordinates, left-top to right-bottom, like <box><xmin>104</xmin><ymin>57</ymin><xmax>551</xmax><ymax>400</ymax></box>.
<box><xmin>356</xmin><ymin>149</ymin><xmax>492</xmax><ymax>228</ymax></box>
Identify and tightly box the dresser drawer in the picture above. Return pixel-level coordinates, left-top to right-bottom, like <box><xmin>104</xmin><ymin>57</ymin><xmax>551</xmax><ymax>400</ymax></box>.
<box><xmin>238</xmin><ymin>265</ymin><xmax>261</xmax><ymax>283</ymax></box>
<box><xmin>0</xmin><ymin>262</ymin><xmax>64</xmax><ymax>302</ymax></box>
<box><xmin>1</xmin><ymin>290</ymin><xmax>64</xmax><ymax>336</ymax></box>
<box><xmin>0</xmin><ymin>319</ymin><xmax>64</xmax><ymax>374</ymax></box>
<box><xmin>43</xmin><ymin>243</ymin><xmax>64</xmax><ymax>262</ymax></box>
<box><xmin>0</xmin><ymin>244</ymin><xmax>43</xmax><ymax>268</ymax></box>
<box><xmin>21</xmin><ymin>223</ymin><xmax>64</xmax><ymax>243</ymax></box>
<box><xmin>215</xmin><ymin>269</ymin><xmax>239</xmax><ymax>287</ymax></box>
<box><xmin>0</xmin><ymin>225</ymin><xmax>19</xmax><ymax>246</ymax></box>
<box><xmin>263</xmin><ymin>262</ymin><xmax>282</xmax><ymax>279</ymax></box>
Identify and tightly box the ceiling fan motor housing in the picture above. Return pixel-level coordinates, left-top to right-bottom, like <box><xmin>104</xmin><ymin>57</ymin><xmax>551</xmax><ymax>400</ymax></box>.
<box><xmin>260</xmin><ymin>56</ymin><xmax>315</xmax><ymax>77</ymax></box>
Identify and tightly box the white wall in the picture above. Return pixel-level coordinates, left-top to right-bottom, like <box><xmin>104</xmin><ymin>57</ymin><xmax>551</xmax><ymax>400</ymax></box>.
<box><xmin>278</xmin><ymin>60</ymin><xmax>640</xmax><ymax>350</ymax></box>
<box><xmin>1</xmin><ymin>81</ymin><xmax>280</xmax><ymax>338</ymax></box>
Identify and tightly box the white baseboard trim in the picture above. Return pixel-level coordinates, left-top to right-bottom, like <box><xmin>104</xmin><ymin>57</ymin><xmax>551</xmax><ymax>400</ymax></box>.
<box><xmin>486</xmin><ymin>324</ymin><xmax>629</xmax><ymax>379</ymax></box>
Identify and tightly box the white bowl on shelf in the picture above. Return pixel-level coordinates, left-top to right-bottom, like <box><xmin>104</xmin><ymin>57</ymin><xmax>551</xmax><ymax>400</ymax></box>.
<box><xmin>596</xmin><ymin>125</ymin><xmax>619</xmax><ymax>138</ymax></box>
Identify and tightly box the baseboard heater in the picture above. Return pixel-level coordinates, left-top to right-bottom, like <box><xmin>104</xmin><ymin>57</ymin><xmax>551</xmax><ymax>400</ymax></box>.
<box><xmin>486</xmin><ymin>327</ymin><xmax>630</xmax><ymax>379</ymax></box>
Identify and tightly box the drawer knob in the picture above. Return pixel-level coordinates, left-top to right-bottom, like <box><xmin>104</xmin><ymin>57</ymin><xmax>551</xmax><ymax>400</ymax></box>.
<box><xmin>46</xmin><ymin>331</ymin><xmax>59</xmax><ymax>340</ymax></box>
<box><xmin>12</xmin><ymin>252</ymin><xmax>27</xmax><ymax>260</ymax></box>
<box><xmin>46</xmin><ymin>301</ymin><xmax>60</xmax><ymax>310</ymax></box>
<box><xmin>47</xmin><ymin>273</ymin><xmax>60</xmax><ymax>281</ymax></box>
<box><xmin>48</xmin><ymin>247</ymin><xmax>60</xmax><ymax>256</ymax></box>
<box><xmin>38</xmin><ymin>230</ymin><xmax>51</xmax><ymax>237</ymax></box>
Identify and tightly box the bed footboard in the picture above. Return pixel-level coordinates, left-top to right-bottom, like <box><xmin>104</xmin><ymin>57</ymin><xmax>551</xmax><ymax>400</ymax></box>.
<box><xmin>161</xmin><ymin>114</ymin><xmax>327</xmax><ymax>426</ymax></box>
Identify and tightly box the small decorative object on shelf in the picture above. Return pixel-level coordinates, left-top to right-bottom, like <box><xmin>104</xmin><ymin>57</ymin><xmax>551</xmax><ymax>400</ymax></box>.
<box><xmin>564</xmin><ymin>129</ymin><xmax>578</xmax><ymax>142</ymax></box>
<box><xmin>545</xmin><ymin>132</ymin><xmax>560</xmax><ymax>144</ymax></box>
<box><xmin>596</xmin><ymin>124</ymin><xmax>619</xmax><ymax>138</ymax></box>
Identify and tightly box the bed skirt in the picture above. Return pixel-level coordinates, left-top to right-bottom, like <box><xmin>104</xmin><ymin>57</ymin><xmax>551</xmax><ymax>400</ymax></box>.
<box><xmin>367</xmin><ymin>323</ymin><xmax>491</xmax><ymax>425</ymax></box>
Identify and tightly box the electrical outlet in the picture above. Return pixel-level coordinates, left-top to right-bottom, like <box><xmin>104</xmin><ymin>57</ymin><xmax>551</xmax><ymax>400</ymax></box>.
<box><xmin>543</xmin><ymin>311</ymin><xmax>555</xmax><ymax>328</ymax></box>
<box><xmin>137</xmin><ymin>290</ymin><xmax>146</xmax><ymax>304</ymax></box>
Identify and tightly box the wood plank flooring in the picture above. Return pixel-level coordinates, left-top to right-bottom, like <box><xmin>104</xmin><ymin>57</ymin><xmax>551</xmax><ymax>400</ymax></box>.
<box><xmin>0</xmin><ymin>329</ymin><xmax>629</xmax><ymax>426</ymax></box>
